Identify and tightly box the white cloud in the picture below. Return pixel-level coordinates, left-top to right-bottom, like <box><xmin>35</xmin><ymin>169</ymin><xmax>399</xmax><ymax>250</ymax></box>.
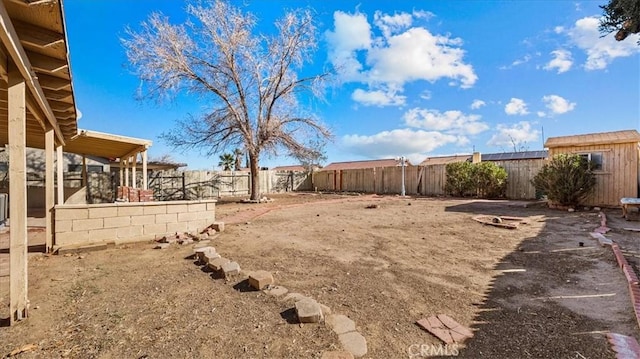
<box><xmin>537</xmin><ymin>111</ymin><xmax>546</xmax><ymax>117</ymax></box>
<box><xmin>403</xmin><ymin>108</ymin><xmax>489</xmax><ymax>135</ymax></box>
<box><xmin>554</xmin><ymin>26</ymin><xmax>565</xmax><ymax>34</ymax></box>
<box><xmin>566</xmin><ymin>16</ymin><xmax>640</xmax><ymax>70</ymax></box>
<box><xmin>542</xmin><ymin>94</ymin><xmax>576</xmax><ymax>115</ymax></box>
<box><xmin>470</xmin><ymin>99</ymin><xmax>485</xmax><ymax>109</ymax></box>
<box><xmin>342</xmin><ymin>128</ymin><xmax>458</xmax><ymax>158</ymax></box>
<box><xmin>419</xmin><ymin>90</ymin><xmax>432</xmax><ymax>100</ymax></box>
<box><xmin>504</xmin><ymin>98</ymin><xmax>529</xmax><ymax>115</ymax></box>
<box><xmin>487</xmin><ymin>121</ymin><xmax>540</xmax><ymax>148</ymax></box>
<box><xmin>351</xmin><ymin>88</ymin><xmax>406</xmax><ymax>107</ymax></box>
<box><xmin>544</xmin><ymin>49</ymin><xmax>573</xmax><ymax>73</ymax></box>
<box><xmin>76</xmin><ymin>108</ymin><xmax>83</xmax><ymax>120</ymax></box>
<box><xmin>326</xmin><ymin>10</ymin><xmax>477</xmax><ymax>107</ymax></box>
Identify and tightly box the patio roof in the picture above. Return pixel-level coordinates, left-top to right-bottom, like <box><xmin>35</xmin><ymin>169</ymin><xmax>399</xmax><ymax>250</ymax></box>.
<box><xmin>64</xmin><ymin>129</ymin><xmax>152</xmax><ymax>160</ymax></box>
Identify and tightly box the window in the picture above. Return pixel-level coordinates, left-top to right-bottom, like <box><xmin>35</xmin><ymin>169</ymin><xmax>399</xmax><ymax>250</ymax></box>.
<box><xmin>579</xmin><ymin>152</ymin><xmax>603</xmax><ymax>171</ymax></box>
<box><xmin>67</xmin><ymin>164</ymin><xmax>104</xmax><ymax>173</ymax></box>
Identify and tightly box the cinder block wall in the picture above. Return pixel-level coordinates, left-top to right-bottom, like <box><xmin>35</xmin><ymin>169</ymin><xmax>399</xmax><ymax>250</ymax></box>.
<box><xmin>54</xmin><ymin>200</ymin><xmax>216</xmax><ymax>247</ymax></box>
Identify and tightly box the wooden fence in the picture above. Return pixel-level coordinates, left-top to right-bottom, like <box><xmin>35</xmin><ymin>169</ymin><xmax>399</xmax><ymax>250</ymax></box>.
<box><xmin>312</xmin><ymin>159</ymin><xmax>545</xmax><ymax>199</ymax></box>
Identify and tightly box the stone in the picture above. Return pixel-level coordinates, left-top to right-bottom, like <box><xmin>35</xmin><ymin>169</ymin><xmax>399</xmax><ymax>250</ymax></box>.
<box><xmin>248</xmin><ymin>270</ymin><xmax>274</xmax><ymax>290</ymax></box>
<box><xmin>211</xmin><ymin>221</ymin><xmax>225</xmax><ymax>232</ymax></box>
<box><xmin>320</xmin><ymin>303</ymin><xmax>332</xmax><ymax>316</ymax></box>
<box><xmin>264</xmin><ymin>285</ymin><xmax>288</xmax><ymax>297</ymax></box>
<box><xmin>295</xmin><ymin>298</ymin><xmax>323</xmax><ymax>323</ymax></box>
<box><xmin>326</xmin><ymin>314</ymin><xmax>356</xmax><ymax>334</ymax></box>
<box><xmin>207</xmin><ymin>257</ymin><xmax>230</xmax><ymax>271</ymax></box>
<box><xmin>222</xmin><ymin>261</ymin><xmax>241</xmax><ymax>276</ymax></box>
<box><xmin>338</xmin><ymin>331</ymin><xmax>368</xmax><ymax>358</ymax></box>
<box><xmin>321</xmin><ymin>351</ymin><xmax>354</xmax><ymax>359</ymax></box>
<box><xmin>203</xmin><ymin>251</ymin><xmax>221</xmax><ymax>263</ymax></box>
<box><xmin>282</xmin><ymin>292</ymin><xmax>308</xmax><ymax>303</ymax></box>
<box><xmin>194</xmin><ymin>246</ymin><xmax>216</xmax><ymax>261</ymax></box>
<box><xmin>154</xmin><ymin>243</ymin><xmax>170</xmax><ymax>249</ymax></box>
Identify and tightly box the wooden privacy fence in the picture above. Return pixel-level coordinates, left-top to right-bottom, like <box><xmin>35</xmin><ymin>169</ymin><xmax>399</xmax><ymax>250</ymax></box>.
<box><xmin>312</xmin><ymin>159</ymin><xmax>545</xmax><ymax>200</ymax></box>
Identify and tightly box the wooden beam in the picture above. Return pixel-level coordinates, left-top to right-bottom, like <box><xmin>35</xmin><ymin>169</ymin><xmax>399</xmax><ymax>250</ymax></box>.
<box><xmin>25</xmin><ymin>50</ymin><xmax>67</xmax><ymax>73</ymax></box>
<box><xmin>25</xmin><ymin>91</ymin><xmax>46</xmax><ymax>129</ymax></box>
<box><xmin>42</xmin><ymin>88</ymin><xmax>72</xmax><ymax>102</ymax></box>
<box><xmin>45</xmin><ymin>127</ymin><xmax>54</xmax><ymax>252</ymax></box>
<box><xmin>35</xmin><ymin>73</ymin><xmax>70</xmax><ymax>91</ymax></box>
<box><xmin>142</xmin><ymin>150</ymin><xmax>148</xmax><ymax>190</ymax></box>
<box><xmin>8</xmin><ymin>64</ymin><xmax>28</xmax><ymax>324</ymax></box>
<box><xmin>131</xmin><ymin>154</ymin><xmax>137</xmax><ymax>189</ymax></box>
<box><xmin>13</xmin><ymin>19</ymin><xmax>64</xmax><ymax>48</ymax></box>
<box><xmin>0</xmin><ymin>1</ymin><xmax>65</xmax><ymax>144</ymax></box>
<box><xmin>0</xmin><ymin>46</ymin><xmax>7</xmax><ymax>81</ymax></box>
<box><xmin>6</xmin><ymin>0</ymin><xmax>55</xmax><ymax>6</ymax></box>
<box><xmin>56</xmin><ymin>144</ymin><xmax>63</xmax><ymax>205</ymax></box>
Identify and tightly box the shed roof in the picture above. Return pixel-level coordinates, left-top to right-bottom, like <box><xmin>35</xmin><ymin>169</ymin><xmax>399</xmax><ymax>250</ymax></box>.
<box><xmin>419</xmin><ymin>154</ymin><xmax>471</xmax><ymax>166</ymax></box>
<box><xmin>545</xmin><ymin>130</ymin><xmax>640</xmax><ymax>148</ymax></box>
<box><xmin>482</xmin><ymin>150</ymin><xmax>548</xmax><ymax>161</ymax></box>
<box><xmin>272</xmin><ymin>165</ymin><xmax>306</xmax><ymax>172</ymax></box>
<box><xmin>323</xmin><ymin>158</ymin><xmax>408</xmax><ymax>171</ymax></box>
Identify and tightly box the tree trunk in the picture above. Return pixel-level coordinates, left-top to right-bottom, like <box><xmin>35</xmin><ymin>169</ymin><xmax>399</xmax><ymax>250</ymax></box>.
<box><xmin>249</xmin><ymin>151</ymin><xmax>260</xmax><ymax>201</ymax></box>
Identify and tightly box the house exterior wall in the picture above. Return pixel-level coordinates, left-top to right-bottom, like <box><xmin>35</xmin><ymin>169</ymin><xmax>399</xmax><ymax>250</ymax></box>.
<box><xmin>548</xmin><ymin>142</ymin><xmax>639</xmax><ymax>206</ymax></box>
<box><xmin>54</xmin><ymin>200</ymin><xmax>216</xmax><ymax>248</ymax></box>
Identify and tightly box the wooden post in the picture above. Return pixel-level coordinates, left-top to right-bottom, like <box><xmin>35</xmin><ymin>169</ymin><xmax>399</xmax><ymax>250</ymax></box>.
<box><xmin>8</xmin><ymin>64</ymin><xmax>28</xmax><ymax>324</ymax></box>
<box><xmin>81</xmin><ymin>154</ymin><xmax>87</xmax><ymax>187</ymax></box>
<box><xmin>182</xmin><ymin>172</ymin><xmax>186</xmax><ymax>200</ymax></box>
<box><xmin>131</xmin><ymin>154</ymin><xmax>137</xmax><ymax>189</ymax></box>
<box><xmin>124</xmin><ymin>158</ymin><xmax>129</xmax><ymax>187</ymax></box>
<box><xmin>56</xmin><ymin>145</ymin><xmax>63</xmax><ymax>205</ymax></box>
<box><xmin>45</xmin><ymin>128</ymin><xmax>54</xmax><ymax>253</ymax></box>
<box><xmin>119</xmin><ymin>159</ymin><xmax>124</xmax><ymax>187</ymax></box>
<box><xmin>142</xmin><ymin>150</ymin><xmax>148</xmax><ymax>190</ymax></box>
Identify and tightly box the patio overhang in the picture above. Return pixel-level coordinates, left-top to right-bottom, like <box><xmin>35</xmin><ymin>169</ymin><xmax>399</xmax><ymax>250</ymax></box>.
<box><xmin>64</xmin><ymin>129</ymin><xmax>152</xmax><ymax>160</ymax></box>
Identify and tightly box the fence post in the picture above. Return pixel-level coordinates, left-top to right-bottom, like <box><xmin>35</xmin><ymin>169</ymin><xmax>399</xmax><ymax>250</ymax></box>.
<box><xmin>182</xmin><ymin>172</ymin><xmax>186</xmax><ymax>200</ymax></box>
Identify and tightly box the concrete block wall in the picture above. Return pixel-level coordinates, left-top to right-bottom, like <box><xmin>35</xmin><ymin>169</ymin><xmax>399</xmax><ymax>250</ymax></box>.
<box><xmin>53</xmin><ymin>200</ymin><xmax>216</xmax><ymax>247</ymax></box>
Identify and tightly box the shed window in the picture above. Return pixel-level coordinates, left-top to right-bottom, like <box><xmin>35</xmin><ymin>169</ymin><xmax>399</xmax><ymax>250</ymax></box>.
<box><xmin>579</xmin><ymin>152</ymin><xmax>603</xmax><ymax>171</ymax></box>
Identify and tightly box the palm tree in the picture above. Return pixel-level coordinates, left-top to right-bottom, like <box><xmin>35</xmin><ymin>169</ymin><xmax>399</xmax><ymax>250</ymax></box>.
<box><xmin>218</xmin><ymin>153</ymin><xmax>234</xmax><ymax>171</ymax></box>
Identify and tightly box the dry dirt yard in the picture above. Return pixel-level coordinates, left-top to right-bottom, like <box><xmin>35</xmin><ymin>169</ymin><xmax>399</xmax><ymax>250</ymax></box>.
<box><xmin>1</xmin><ymin>193</ymin><xmax>638</xmax><ymax>358</ymax></box>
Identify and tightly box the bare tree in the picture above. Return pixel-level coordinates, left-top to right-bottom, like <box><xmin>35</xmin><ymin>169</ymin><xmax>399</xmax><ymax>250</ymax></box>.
<box><xmin>122</xmin><ymin>0</ymin><xmax>332</xmax><ymax>200</ymax></box>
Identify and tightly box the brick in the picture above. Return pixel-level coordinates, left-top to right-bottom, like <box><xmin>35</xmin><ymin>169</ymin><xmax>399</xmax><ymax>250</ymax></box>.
<box><xmin>196</xmin><ymin>210</ymin><xmax>214</xmax><ymax>221</ymax></box>
<box><xmin>55</xmin><ymin>208</ymin><xmax>88</xmax><ymax>220</ymax></box>
<box><xmin>143</xmin><ymin>223</ymin><xmax>167</xmax><ymax>235</ymax></box>
<box><xmin>131</xmin><ymin>215</ymin><xmax>156</xmax><ymax>225</ymax></box>
<box><xmin>295</xmin><ymin>298</ymin><xmax>323</xmax><ymax>323</ymax></box>
<box><xmin>177</xmin><ymin>212</ymin><xmax>199</xmax><ymax>222</ymax></box>
<box><xmin>326</xmin><ymin>314</ymin><xmax>356</xmax><ymax>335</ymax></box>
<box><xmin>55</xmin><ymin>219</ymin><xmax>72</xmax><ymax>233</ymax></box>
<box><xmin>338</xmin><ymin>332</ymin><xmax>367</xmax><ymax>357</ymax></box>
<box><xmin>88</xmin><ymin>228</ymin><xmax>118</xmax><ymax>241</ymax></box>
<box><xmin>207</xmin><ymin>257</ymin><xmax>230</xmax><ymax>271</ymax></box>
<box><xmin>103</xmin><ymin>216</ymin><xmax>131</xmax><ymax>229</ymax></box>
<box><xmin>73</xmin><ymin>218</ymin><xmax>104</xmax><ymax>231</ymax></box>
<box><xmin>117</xmin><ymin>225</ymin><xmax>143</xmax><ymax>239</ymax></box>
<box><xmin>143</xmin><ymin>205</ymin><xmax>167</xmax><ymax>215</ymax></box>
<box><xmin>222</xmin><ymin>261</ymin><xmax>240</xmax><ymax>276</ymax></box>
<box><xmin>203</xmin><ymin>251</ymin><xmax>221</xmax><ymax>263</ymax></box>
<box><xmin>248</xmin><ymin>270</ymin><xmax>274</xmax><ymax>290</ymax></box>
<box><xmin>166</xmin><ymin>222</ymin><xmax>188</xmax><ymax>234</ymax></box>
<box><xmin>188</xmin><ymin>203</ymin><xmax>206</xmax><ymax>212</ymax></box>
<box><xmin>194</xmin><ymin>246</ymin><xmax>216</xmax><ymax>261</ymax></box>
<box><xmin>155</xmin><ymin>213</ymin><xmax>178</xmax><ymax>224</ymax></box>
<box><xmin>206</xmin><ymin>202</ymin><xmax>216</xmax><ymax>211</ymax></box>
<box><xmin>211</xmin><ymin>221</ymin><xmax>225</xmax><ymax>232</ymax></box>
<box><xmin>88</xmin><ymin>206</ymin><xmax>118</xmax><ymax>218</ymax></box>
<box><xmin>186</xmin><ymin>220</ymin><xmax>208</xmax><ymax>232</ymax></box>
<box><xmin>117</xmin><ymin>206</ymin><xmax>144</xmax><ymax>216</ymax></box>
<box><xmin>167</xmin><ymin>204</ymin><xmax>188</xmax><ymax>214</ymax></box>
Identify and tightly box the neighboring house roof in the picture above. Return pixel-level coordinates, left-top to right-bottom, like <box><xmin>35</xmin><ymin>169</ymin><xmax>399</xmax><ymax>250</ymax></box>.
<box><xmin>323</xmin><ymin>158</ymin><xmax>409</xmax><ymax>171</ymax></box>
<box><xmin>272</xmin><ymin>165</ymin><xmax>306</xmax><ymax>172</ymax></box>
<box><xmin>110</xmin><ymin>160</ymin><xmax>186</xmax><ymax>171</ymax></box>
<box><xmin>419</xmin><ymin>154</ymin><xmax>471</xmax><ymax>166</ymax></box>
<box><xmin>482</xmin><ymin>150</ymin><xmax>548</xmax><ymax>161</ymax></box>
<box><xmin>545</xmin><ymin>130</ymin><xmax>640</xmax><ymax>148</ymax></box>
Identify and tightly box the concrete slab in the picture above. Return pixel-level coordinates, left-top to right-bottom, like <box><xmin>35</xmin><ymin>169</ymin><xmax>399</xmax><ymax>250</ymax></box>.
<box><xmin>338</xmin><ymin>331</ymin><xmax>367</xmax><ymax>358</ymax></box>
<box><xmin>295</xmin><ymin>297</ymin><xmax>323</xmax><ymax>323</ymax></box>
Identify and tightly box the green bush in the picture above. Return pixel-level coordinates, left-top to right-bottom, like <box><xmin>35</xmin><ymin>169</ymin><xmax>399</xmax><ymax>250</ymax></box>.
<box><xmin>531</xmin><ymin>154</ymin><xmax>596</xmax><ymax>207</ymax></box>
<box><xmin>445</xmin><ymin>161</ymin><xmax>508</xmax><ymax>198</ymax></box>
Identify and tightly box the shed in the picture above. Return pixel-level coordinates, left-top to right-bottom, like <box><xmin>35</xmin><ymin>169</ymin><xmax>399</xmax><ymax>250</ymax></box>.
<box><xmin>323</xmin><ymin>158</ymin><xmax>411</xmax><ymax>171</ymax></box>
<box><xmin>544</xmin><ymin>129</ymin><xmax>640</xmax><ymax>207</ymax></box>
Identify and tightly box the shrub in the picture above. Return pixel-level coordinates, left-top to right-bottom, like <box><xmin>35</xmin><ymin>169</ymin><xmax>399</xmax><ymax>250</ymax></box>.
<box><xmin>445</xmin><ymin>161</ymin><xmax>508</xmax><ymax>198</ymax></box>
<box><xmin>531</xmin><ymin>154</ymin><xmax>596</xmax><ymax>207</ymax></box>
<box><xmin>473</xmin><ymin>162</ymin><xmax>508</xmax><ymax>198</ymax></box>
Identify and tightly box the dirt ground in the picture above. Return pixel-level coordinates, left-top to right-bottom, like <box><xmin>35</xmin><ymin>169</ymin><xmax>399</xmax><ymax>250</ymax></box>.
<box><xmin>0</xmin><ymin>193</ymin><xmax>638</xmax><ymax>358</ymax></box>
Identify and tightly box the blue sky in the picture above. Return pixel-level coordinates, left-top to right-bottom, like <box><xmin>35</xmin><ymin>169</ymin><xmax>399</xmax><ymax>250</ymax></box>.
<box><xmin>63</xmin><ymin>1</ymin><xmax>640</xmax><ymax>169</ymax></box>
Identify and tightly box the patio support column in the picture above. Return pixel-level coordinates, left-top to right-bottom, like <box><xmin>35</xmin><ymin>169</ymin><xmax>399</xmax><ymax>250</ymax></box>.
<box><xmin>56</xmin><ymin>145</ymin><xmax>63</xmax><ymax>205</ymax></box>
<box><xmin>8</xmin><ymin>63</ymin><xmax>28</xmax><ymax>324</ymax></box>
<box><xmin>119</xmin><ymin>159</ymin><xmax>123</xmax><ymax>187</ymax></box>
<box><xmin>45</xmin><ymin>128</ymin><xmax>54</xmax><ymax>253</ymax></box>
<box><xmin>131</xmin><ymin>154</ymin><xmax>137</xmax><ymax>189</ymax></box>
<box><xmin>142</xmin><ymin>149</ymin><xmax>148</xmax><ymax>190</ymax></box>
<box><xmin>124</xmin><ymin>158</ymin><xmax>129</xmax><ymax>187</ymax></box>
<box><xmin>81</xmin><ymin>155</ymin><xmax>87</xmax><ymax>187</ymax></box>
